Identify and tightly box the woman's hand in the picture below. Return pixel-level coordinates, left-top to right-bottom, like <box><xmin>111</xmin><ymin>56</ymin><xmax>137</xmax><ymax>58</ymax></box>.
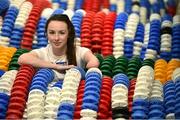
<box><xmin>56</xmin><ymin>64</ymin><xmax>75</xmax><ymax>70</ymax></box>
<box><xmin>55</xmin><ymin>64</ymin><xmax>75</xmax><ymax>73</ymax></box>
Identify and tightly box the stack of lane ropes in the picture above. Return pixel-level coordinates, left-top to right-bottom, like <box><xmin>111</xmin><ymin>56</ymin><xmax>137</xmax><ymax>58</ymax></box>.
<box><xmin>0</xmin><ymin>0</ymin><xmax>180</xmax><ymax>119</ymax></box>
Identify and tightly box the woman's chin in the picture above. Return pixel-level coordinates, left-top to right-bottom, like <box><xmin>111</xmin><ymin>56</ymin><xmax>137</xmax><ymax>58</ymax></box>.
<box><xmin>52</xmin><ymin>45</ymin><xmax>62</xmax><ymax>49</ymax></box>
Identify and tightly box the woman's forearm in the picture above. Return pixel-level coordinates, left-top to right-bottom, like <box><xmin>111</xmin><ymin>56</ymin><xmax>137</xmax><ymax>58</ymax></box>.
<box><xmin>84</xmin><ymin>51</ymin><xmax>100</xmax><ymax>69</ymax></box>
<box><xmin>86</xmin><ymin>59</ymin><xmax>99</xmax><ymax>69</ymax></box>
<box><xmin>18</xmin><ymin>53</ymin><xmax>58</xmax><ymax>69</ymax></box>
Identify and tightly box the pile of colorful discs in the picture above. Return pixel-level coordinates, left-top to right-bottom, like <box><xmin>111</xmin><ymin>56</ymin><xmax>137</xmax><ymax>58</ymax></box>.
<box><xmin>163</xmin><ymin>80</ymin><xmax>176</xmax><ymax>119</ymax></box>
<box><xmin>6</xmin><ymin>65</ymin><xmax>35</xmax><ymax>119</ymax></box>
<box><xmin>112</xmin><ymin>56</ymin><xmax>128</xmax><ymax>76</ymax></box>
<box><xmin>112</xmin><ymin>73</ymin><xmax>129</xmax><ymax>119</ymax></box>
<box><xmin>97</xmin><ymin>76</ymin><xmax>112</xmax><ymax>119</ymax></box>
<box><xmin>100</xmin><ymin>55</ymin><xmax>115</xmax><ymax>77</ymax></box>
<box><xmin>81</xmin><ymin>68</ymin><xmax>102</xmax><ymax>119</ymax></box>
<box><xmin>74</xmin><ymin>80</ymin><xmax>85</xmax><ymax>119</ymax></box>
<box><xmin>8</xmin><ymin>49</ymin><xmax>29</xmax><ymax>70</ymax></box>
<box><xmin>142</xmin><ymin>58</ymin><xmax>155</xmax><ymax>68</ymax></box>
<box><xmin>127</xmin><ymin>56</ymin><xmax>141</xmax><ymax>80</ymax></box>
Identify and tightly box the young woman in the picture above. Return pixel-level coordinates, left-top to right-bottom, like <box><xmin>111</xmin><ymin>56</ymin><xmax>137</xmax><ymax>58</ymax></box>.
<box><xmin>18</xmin><ymin>14</ymin><xmax>99</xmax><ymax>78</ymax></box>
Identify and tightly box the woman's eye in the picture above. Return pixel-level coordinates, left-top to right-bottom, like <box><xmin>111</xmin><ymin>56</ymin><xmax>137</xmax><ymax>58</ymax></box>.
<box><xmin>59</xmin><ymin>31</ymin><xmax>65</xmax><ymax>34</ymax></box>
<box><xmin>48</xmin><ymin>30</ymin><xmax>66</xmax><ymax>35</ymax></box>
<box><xmin>49</xmin><ymin>31</ymin><xmax>55</xmax><ymax>34</ymax></box>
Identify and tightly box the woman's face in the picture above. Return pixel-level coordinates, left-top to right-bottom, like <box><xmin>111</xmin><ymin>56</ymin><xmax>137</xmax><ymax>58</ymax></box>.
<box><xmin>47</xmin><ymin>20</ymin><xmax>69</xmax><ymax>49</ymax></box>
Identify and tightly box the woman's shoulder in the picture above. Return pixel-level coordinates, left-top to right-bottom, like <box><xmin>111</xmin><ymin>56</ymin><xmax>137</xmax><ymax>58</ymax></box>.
<box><xmin>31</xmin><ymin>44</ymin><xmax>50</xmax><ymax>52</ymax></box>
<box><xmin>76</xmin><ymin>46</ymin><xmax>91</xmax><ymax>59</ymax></box>
<box><xmin>76</xmin><ymin>46</ymin><xmax>90</xmax><ymax>51</ymax></box>
<box><xmin>30</xmin><ymin>44</ymin><xmax>50</xmax><ymax>57</ymax></box>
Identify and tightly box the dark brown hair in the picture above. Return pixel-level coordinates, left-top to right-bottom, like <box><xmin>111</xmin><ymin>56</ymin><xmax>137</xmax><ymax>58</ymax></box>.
<box><xmin>45</xmin><ymin>14</ymin><xmax>77</xmax><ymax>65</ymax></box>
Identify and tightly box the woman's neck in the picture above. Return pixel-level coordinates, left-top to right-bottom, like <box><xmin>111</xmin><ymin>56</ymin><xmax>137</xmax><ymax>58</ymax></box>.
<box><xmin>52</xmin><ymin>46</ymin><xmax>67</xmax><ymax>57</ymax></box>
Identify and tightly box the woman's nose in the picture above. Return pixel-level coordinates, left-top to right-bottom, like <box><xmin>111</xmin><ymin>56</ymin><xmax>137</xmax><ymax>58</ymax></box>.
<box><xmin>54</xmin><ymin>33</ymin><xmax>59</xmax><ymax>40</ymax></box>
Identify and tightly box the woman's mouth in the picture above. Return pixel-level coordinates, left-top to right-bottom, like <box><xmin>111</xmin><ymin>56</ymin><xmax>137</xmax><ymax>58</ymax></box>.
<box><xmin>54</xmin><ymin>42</ymin><xmax>61</xmax><ymax>46</ymax></box>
